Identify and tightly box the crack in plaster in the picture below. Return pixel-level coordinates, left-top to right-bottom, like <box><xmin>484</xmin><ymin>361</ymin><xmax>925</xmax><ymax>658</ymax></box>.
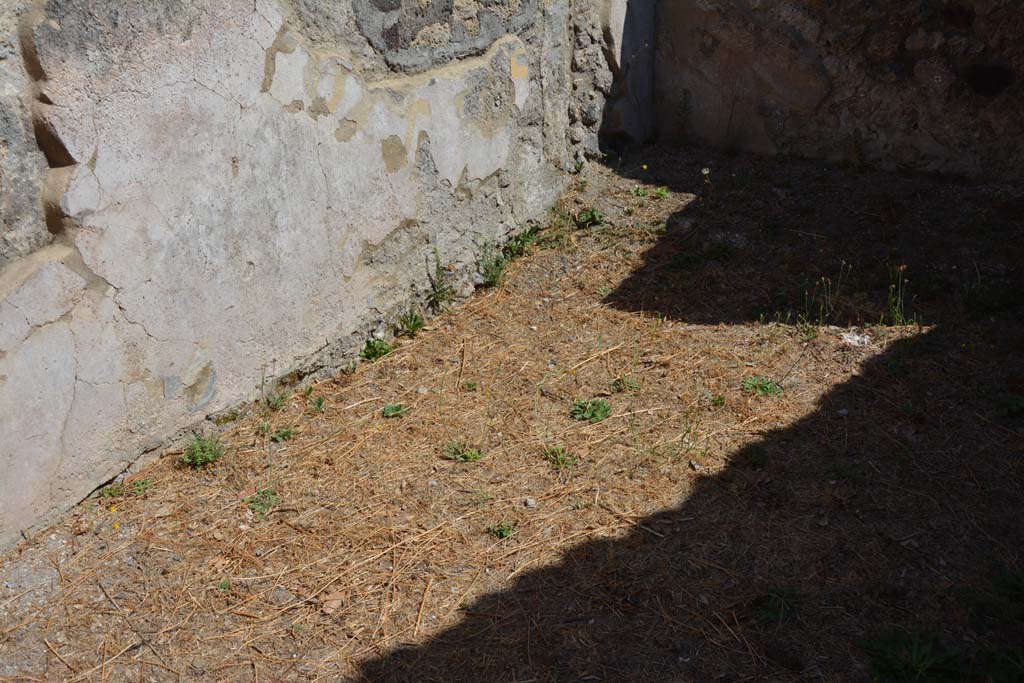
<box><xmin>251</xmin><ymin>2</ymin><xmax>279</xmax><ymax>47</ymax></box>
<box><xmin>313</xmin><ymin>125</ymin><xmax>332</xmax><ymax>206</ymax></box>
<box><xmin>52</xmin><ymin>320</ymin><xmax>78</xmax><ymax>505</ymax></box>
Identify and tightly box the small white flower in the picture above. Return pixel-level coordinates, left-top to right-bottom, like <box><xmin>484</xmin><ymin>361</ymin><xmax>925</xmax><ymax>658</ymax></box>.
<box><xmin>701</xmin><ymin>168</ymin><xmax>711</xmax><ymax>176</ymax></box>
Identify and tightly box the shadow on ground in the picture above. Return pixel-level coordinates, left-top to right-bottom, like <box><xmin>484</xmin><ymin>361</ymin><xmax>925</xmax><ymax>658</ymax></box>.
<box><xmin>358</xmin><ymin>147</ymin><xmax>1024</xmax><ymax>681</ymax></box>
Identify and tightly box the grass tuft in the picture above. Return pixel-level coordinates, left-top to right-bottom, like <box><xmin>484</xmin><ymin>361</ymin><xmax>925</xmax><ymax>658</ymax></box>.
<box><xmin>181</xmin><ymin>438</ymin><xmax>223</xmax><ymax>469</ymax></box>
<box><xmin>479</xmin><ymin>243</ymin><xmax>507</xmax><ymax>288</ymax></box>
<box><xmin>398</xmin><ymin>308</ymin><xmax>425</xmax><ymax>337</ymax></box>
<box><xmin>503</xmin><ymin>226</ymin><xmax>538</xmax><ymax>258</ymax></box>
<box><xmin>270</xmin><ymin>428</ymin><xmax>295</xmax><ymax>443</ymax></box>
<box><xmin>444</xmin><ymin>441</ymin><xmax>484</xmax><ymax>463</ymax></box>
<box><xmin>611</xmin><ymin>376</ymin><xmax>641</xmax><ymax>393</ymax></box>
<box><xmin>101</xmin><ymin>480</ymin><xmax>152</xmax><ymax>498</ymax></box>
<box><xmin>427</xmin><ymin>247</ymin><xmax>454</xmax><ymax>310</ymax></box>
<box><xmin>752</xmin><ymin>589</ymin><xmax>798</xmax><ymax>623</ymax></box>
<box><xmin>486</xmin><ymin>521</ymin><xmax>516</xmax><ymax>539</ymax></box>
<box><xmin>860</xmin><ymin>630</ymin><xmax>963</xmax><ymax>683</ymax></box>
<box><xmin>743</xmin><ymin>376</ymin><xmax>783</xmax><ymax>397</ymax></box>
<box><xmin>544</xmin><ymin>445</ymin><xmax>577</xmax><ymax>471</ymax></box>
<box><xmin>245</xmin><ymin>489</ymin><xmax>281</xmax><ymax>519</ymax></box>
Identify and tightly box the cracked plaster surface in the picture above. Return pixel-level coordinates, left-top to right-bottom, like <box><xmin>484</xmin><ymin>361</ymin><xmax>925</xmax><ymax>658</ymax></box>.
<box><xmin>0</xmin><ymin>0</ymin><xmax>570</xmax><ymax>546</ymax></box>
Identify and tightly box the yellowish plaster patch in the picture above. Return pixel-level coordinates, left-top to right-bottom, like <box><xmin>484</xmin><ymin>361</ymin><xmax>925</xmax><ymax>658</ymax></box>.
<box><xmin>404</xmin><ymin>99</ymin><xmax>433</xmax><ymax>147</ymax></box>
<box><xmin>335</xmin><ymin>119</ymin><xmax>359</xmax><ymax>142</ymax></box>
<box><xmin>326</xmin><ymin>71</ymin><xmax>348</xmax><ymax>113</ymax></box>
<box><xmin>510</xmin><ymin>48</ymin><xmax>529</xmax><ymax>80</ymax></box>
<box><xmin>381</xmin><ymin>135</ymin><xmax>408</xmax><ymax>173</ymax></box>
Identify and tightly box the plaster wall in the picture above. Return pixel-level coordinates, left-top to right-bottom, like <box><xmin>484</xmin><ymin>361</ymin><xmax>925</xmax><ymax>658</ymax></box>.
<box><xmin>0</xmin><ymin>0</ymin><xmax>578</xmax><ymax>547</ymax></box>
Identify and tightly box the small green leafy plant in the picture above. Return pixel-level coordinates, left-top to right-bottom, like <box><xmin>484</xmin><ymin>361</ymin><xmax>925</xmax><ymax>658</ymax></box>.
<box><xmin>487</xmin><ymin>521</ymin><xmax>516</xmax><ymax>539</ymax></box>
<box><xmin>575</xmin><ymin>207</ymin><xmax>605</xmax><ymax>229</ymax></box>
<box><xmin>309</xmin><ymin>396</ymin><xmax>325</xmax><ymax>414</ymax></box>
<box><xmin>503</xmin><ymin>226</ymin><xmax>538</xmax><ymax>258</ymax></box>
<box><xmin>797</xmin><ymin>321</ymin><xmax>819</xmax><ymax>342</ymax></box>
<box><xmin>181</xmin><ymin>437</ymin><xmax>223</xmax><ymax>469</ymax></box>
<box><xmin>267</xmin><ymin>394</ymin><xmax>286</xmax><ymax>411</ymax></box>
<box><xmin>544</xmin><ymin>446</ymin><xmax>577</xmax><ymax>471</ymax></box>
<box><xmin>479</xmin><ymin>243</ymin><xmax>507</xmax><ymax>288</ymax></box>
<box><xmin>743</xmin><ymin>376</ymin><xmax>783</xmax><ymax>397</ymax></box>
<box><xmin>710</xmin><ymin>394</ymin><xmax>726</xmax><ymax>408</ymax></box>
<box><xmin>444</xmin><ymin>441</ymin><xmax>484</xmax><ymax>463</ymax></box>
<box><xmin>245</xmin><ymin>489</ymin><xmax>281</xmax><ymax>519</ymax></box>
<box><xmin>860</xmin><ymin>630</ymin><xmax>963</xmax><ymax>683</ymax></box>
<box><xmin>611</xmin><ymin>376</ymin><xmax>641</xmax><ymax>393</ymax></box>
<box><xmin>753</xmin><ymin>589</ymin><xmax>798</xmax><ymax>623</ymax></box>
<box><xmin>427</xmin><ymin>247</ymin><xmax>454</xmax><ymax>310</ymax></box>
<box><xmin>631</xmin><ymin>186</ymin><xmax>648</xmax><ymax>197</ymax></box>
<box><xmin>398</xmin><ymin>308</ymin><xmax>425</xmax><ymax>337</ymax></box>
<box><xmin>571</xmin><ymin>399</ymin><xmax>612</xmax><ymax>423</ymax></box>
<box><xmin>537</xmin><ymin>205</ymin><xmax>571</xmax><ymax>248</ymax></box>
<box><xmin>101</xmin><ymin>479</ymin><xmax>152</xmax><ymax>498</ymax></box>
<box><xmin>382</xmin><ymin>404</ymin><xmax>407</xmax><ymax>418</ymax></box>
<box><xmin>462</xmin><ymin>382</ymin><xmax>479</xmax><ymax>391</ymax></box>
<box><xmin>652</xmin><ymin>186</ymin><xmax>670</xmax><ymax>200</ymax></box>
<box><xmin>270</xmin><ymin>428</ymin><xmax>295</xmax><ymax>443</ymax></box>
<box><xmin>218</xmin><ymin>578</ymin><xmax>231</xmax><ymax>591</ymax></box>
<box><xmin>999</xmin><ymin>394</ymin><xmax>1024</xmax><ymax>418</ymax></box>
<box><xmin>360</xmin><ymin>339</ymin><xmax>392</xmax><ymax>361</ymax></box>
<box><xmin>101</xmin><ymin>483</ymin><xmax>125</xmax><ymax>497</ymax></box>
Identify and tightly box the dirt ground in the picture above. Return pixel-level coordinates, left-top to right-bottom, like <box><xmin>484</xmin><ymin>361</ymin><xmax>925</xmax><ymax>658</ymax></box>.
<box><xmin>1</xmin><ymin>147</ymin><xmax>1022</xmax><ymax>682</ymax></box>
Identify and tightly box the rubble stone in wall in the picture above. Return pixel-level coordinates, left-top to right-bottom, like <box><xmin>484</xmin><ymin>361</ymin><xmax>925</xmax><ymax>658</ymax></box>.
<box><xmin>656</xmin><ymin>0</ymin><xmax>1024</xmax><ymax>178</ymax></box>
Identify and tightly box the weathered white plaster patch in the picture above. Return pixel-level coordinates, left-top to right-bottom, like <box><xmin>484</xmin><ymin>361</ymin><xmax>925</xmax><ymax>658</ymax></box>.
<box><xmin>0</xmin><ymin>0</ymin><xmax>567</xmax><ymax>547</ymax></box>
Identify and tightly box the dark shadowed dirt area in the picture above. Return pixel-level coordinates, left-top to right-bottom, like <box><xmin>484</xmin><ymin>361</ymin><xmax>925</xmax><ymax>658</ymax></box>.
<box><xmin>361</xmin><ymin>148</ymin><xmax>1024</xmax><ymax>682</ymax></box>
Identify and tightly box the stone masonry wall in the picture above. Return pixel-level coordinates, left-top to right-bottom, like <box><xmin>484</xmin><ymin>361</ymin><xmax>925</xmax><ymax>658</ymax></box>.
<box><xmin>0</xmin><ymin>0</ymin><xmax>581</xmax><ymax>548</ymax></box>
<box><xmin>655</xmin><ymin>0</ymin><xmax>1024</xmax><ymax>178</ymax></box>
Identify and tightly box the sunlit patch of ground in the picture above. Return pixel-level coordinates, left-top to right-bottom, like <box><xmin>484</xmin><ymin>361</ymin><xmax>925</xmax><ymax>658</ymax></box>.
<box><xmin>2</xmin><ymin>148</ymin><xmax>1021</xmax><ymax>681</ymax></box>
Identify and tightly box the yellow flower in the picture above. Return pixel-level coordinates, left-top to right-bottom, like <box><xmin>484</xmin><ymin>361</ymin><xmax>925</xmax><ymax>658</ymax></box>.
<box><xmin>112</xmin><ymin>522</ymin><xmax>120</xmax><ymax>530</ymax></box>
<box><xmin>108</xmin><ymin>505</ymin><xmax>117</xmax><ymax>513</ymax></box>
<box><xmin>642</xmin><ymin>164</ymin><xmax>648</xmax><ymax>170</ymax></box>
